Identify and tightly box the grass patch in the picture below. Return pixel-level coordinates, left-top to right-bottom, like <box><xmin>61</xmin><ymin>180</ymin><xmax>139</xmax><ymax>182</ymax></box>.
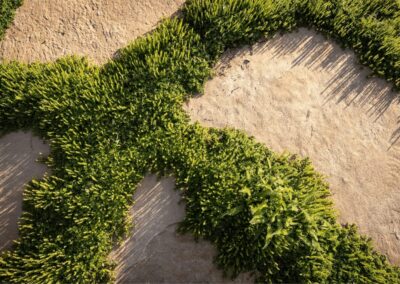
<box><xmin>0</xmin><ymin>0</ymin><xmax>22</xmax><ymax>40</ymax></box>
<box><xmin>0</xmin><ymin>0</ymin><xmax>399</xmax><ymax>283</ymax></box>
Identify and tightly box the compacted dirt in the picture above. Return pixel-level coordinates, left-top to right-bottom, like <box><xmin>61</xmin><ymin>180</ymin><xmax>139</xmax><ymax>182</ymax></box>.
<box><xmin>0</xmin><ymin>0</ymin><xmax>184</xmax><ymax>64</ymax></box>
<box><xmin>0</xmin><ymin>1</ymin><xmax>253</xmax><ymax>282</ymax></box>
<box><xmin>0</xmin><ymin>131</ymin><xmax>49</xmax><ymax>252</ymax></box>
<box><xmin>1</xmin><ymin>0</ymin><xmax>399</xmax><ymax>281</ymax></box>
<box><xmin>110</xmin><ymin>175</ymin><xmax>253</xmax><ymax>283</ymax></box>
<box><xmin>185</xmin><ymin>28</ymin><xmax>400</xmax><ymax>265</ymax></box>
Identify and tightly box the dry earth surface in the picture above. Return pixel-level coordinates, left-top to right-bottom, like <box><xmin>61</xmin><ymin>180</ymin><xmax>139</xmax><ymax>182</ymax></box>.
<box><xmin>0</xmin><ymin>1</ymin><xmax>254</xmax><ymax>282</ymax></box>
<box><xmin>185</xmin><ymin>28</ymin><xmax>400</xmax><ymax>265</ymax></box>
<box><xmin>0</xmin><ymin>131</ymin><xmax>49</xmax><ymax>252</ymax></box>
<box><xmin>0</xmin><ymin>0</ymin><xmax>184</xmax><ymax>64</ymax></box>
<box><xmin>1</xmin><ymin>0</ymin><xmax>399</xmax><ymax>281</ymax></box>
<box><xmin>110</xmin><ymin>175</ymin><xmax>253</xmax><ymax>283</ymax></box>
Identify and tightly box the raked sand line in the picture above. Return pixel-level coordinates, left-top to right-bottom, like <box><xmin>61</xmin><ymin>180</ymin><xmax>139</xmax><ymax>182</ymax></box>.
<box><xmin>110</xmin><ymin>174</ymin><xmax>253</xmax><ymax>283</ymax></box>
<box><xmin>0</xmin><ymin>0</ymin><xmax>184</xmax><ymax>65</ymax></box>
<box><xmin>0</xmin><ymin>131</ymin><xmax>49</xmax><ymax>252</ymax></box>
<box><xmin>185</xmin><ymin>27</ymin><xmax>400</xmax><ymax>265</ymax></box>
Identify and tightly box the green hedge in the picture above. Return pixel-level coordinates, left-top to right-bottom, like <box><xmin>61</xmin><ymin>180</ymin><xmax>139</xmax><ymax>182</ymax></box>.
<box><xmin>184</xmin><ymin>0</ymin><xmax>400</xmax><ymax>87</ymax></box>
<box><xmin>0</xmin><ymin>0</ymin><xmax>399</xmax><ymax>283</ymax></box>
<box><xmin>183</xmin><ymin>0</ymin><xmax>299</xmax><ymax>59</ymax></box>
<box><xmin>298</xmin><ymin>0</ymin><xmax>400</xmax><ymax>88</ymax></box>
<box><xmin>0</xmin><ymin>0</ymin><xmax>22</xmax><ymax>39</ymax></box>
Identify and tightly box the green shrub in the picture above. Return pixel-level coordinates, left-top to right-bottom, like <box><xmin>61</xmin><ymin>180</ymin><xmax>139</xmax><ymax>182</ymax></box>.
<box><xmin>298</xmin><ymin>0</ymin><xmax>400</xmax><ymax>88</ymax></box>
<box><xmin>0</xmin><ymin>0</ymin><xmax>22</xmax><ymax>39</ymax></box>
<box><xmin>103</xmin><ymin>19</ymin><xmax>211</xmax><ymax>95</ymax></box>
<box><xmin>184</xmin><ymin>0</ymin><xmax>400</xmax><ymax>88</ymax></box>
<box><xmin>183</xmin><ymin>0</ymin><xmax>298</xmax><ymax>59</ymax></box>
<box><xmin>0</xmin><ymin>1</ymin><xmax>399</xmax><ymax>283</ymax></box>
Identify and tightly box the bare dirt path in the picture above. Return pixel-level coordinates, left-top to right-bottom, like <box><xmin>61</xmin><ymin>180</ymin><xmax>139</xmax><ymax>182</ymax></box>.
<box><xmin>0</xmin><ymin>0</ymin><xmax>184</xmax><ymax>64</ymax></box>
<box><xmin>185</xmin><ymin>28</ymin><xmax>400</xmax><ymax>265</ymax></box>
<box><xmin>0</xmin><ymin>131</ymin><xmax>49</xmax><ymax>252</ymax></box>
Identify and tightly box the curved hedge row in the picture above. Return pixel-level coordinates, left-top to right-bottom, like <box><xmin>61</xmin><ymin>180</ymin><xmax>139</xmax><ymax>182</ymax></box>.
<box><xmin>184</xmin><ymin>0</ymin><xmax>400</xmax><ymax>87</ymax></box>
<box><xmin>0</xmin><ymin>0</ymin><xmax>399</xmax><ymax>283</ymax></box>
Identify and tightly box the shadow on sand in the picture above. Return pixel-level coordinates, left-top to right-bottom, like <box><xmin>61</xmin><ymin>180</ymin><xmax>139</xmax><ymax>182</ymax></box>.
<box><xmin>110</xmin><ymin>174</ymin><xmax>253</xmax><ymax>283</ymax></box>
<box><xmin>215</xmin><ymin>27</ymin><xmax>400</xmax><ymax>146</ymax></box>
<box><xmin>0</xmin><ymin>131</ymin><xmax>49</xmax><ymax>252</ymax></box>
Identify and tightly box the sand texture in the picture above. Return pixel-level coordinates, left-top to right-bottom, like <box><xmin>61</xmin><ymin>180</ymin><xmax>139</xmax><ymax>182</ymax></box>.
<box><xmin>0</xmin><ymin>0</ymin><xmax>184</xmax><ymax>65</ymax></box>
<box><xmin>185</xmin><ymin>28</ymin><xmax>400</xmax><ymax>265</ymax></box>
<box><xmin>0</xmin><ymin>1</ymin><xmax>253</xmax><ymax>281</ymax></box>
<box><xmin>0</xmin><ymin>131</ymin><xmax>49</xmax><ymax>252</ymax></box>
<box><xmin>110</xmin><ymin>175</ymin><xmax>253</xmax><ymax>283</ymax></box>
<box><xmin>1</xmin><ymin>0</ymin><xmax>399</xmax><ymax>278</ymax></box>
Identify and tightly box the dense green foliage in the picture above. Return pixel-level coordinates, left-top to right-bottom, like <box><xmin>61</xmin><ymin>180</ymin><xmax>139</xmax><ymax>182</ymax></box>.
<box><xmin>297</xmin><ymin>0</ymin><xmax>400</xmax><ymax>88</ymax></box>
<box><xmin>0</xmin><ymin>0</ymin><xmax>22</xmax><ymax>39</ymax></box>
<box><xmin>0</xmin><ymin>0</ymin><xmax>399</xmax><ymax>283</ymax></box>
<box><xmin>183</xmin><ymin>0</ymin><xmax>298</xmax><ymax>58</ymax></box>
<box><xmin>185</xmin><ymin>0</ymin><xmax>400</xmax><ymax>87</ymax></box>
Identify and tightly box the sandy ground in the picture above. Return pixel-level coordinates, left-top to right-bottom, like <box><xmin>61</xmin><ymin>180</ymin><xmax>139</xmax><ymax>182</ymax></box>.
<box><xmin>0</xmin><ymin>131</ymin><xmax>49</xmax><ymax>252</ymax></box>
<box><xmin>1</xmin><ymin>0</ymin><xmax>399</xmax><ymax>279</ymax></box>
<box><xmin>110</xmin><ymin>175</ymin><xmax>253</xmax><ymax>283</ymax></box>
<box><xmin>185</xmin><ymin>28</ymin><xmax>400</xmax><ymax>265</ymax></box>
<box><xmin>0</xmin><ymin>1</ymin><xmax>253</xmax><ymax>281</ymax></box>
<box><xmin>0</xmin><ymin>0</ymin><xmax>184</xmax><ymax>64</ymax></box>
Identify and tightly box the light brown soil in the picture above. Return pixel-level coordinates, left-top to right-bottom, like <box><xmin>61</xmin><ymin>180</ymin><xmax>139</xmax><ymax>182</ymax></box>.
<box><xmin>185</xmin><ymin>28</ymin><xmax>400</xmax><ymax>265</ymax></box>
<box><xmin>0</xmin><ymin>0</ymin><xmax>184</xmax><ymax>65</ymax></box>
<box><xmin>0</xmin><ymin>1</ymin><xmax>252</xmax><ymax>281</ymax></box>
<box><xmin>1</xmin><ymin>0</ymin><xmax>399</xmax><ymax>278</ymax></box>
<box><xmin>0</xmin><ymin>131</ymin><xmax>49</xmax><ymax>252</ymax></box>
<box><xmin>110</xmin><ymin>175</ymin><xmax>253</xmax><ymax>283</ymax></box>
